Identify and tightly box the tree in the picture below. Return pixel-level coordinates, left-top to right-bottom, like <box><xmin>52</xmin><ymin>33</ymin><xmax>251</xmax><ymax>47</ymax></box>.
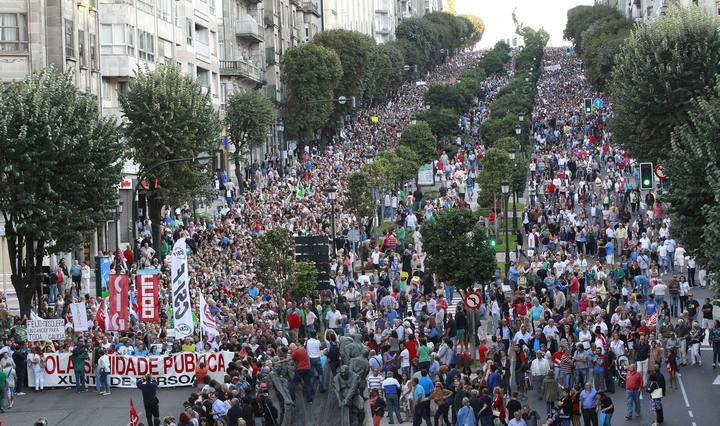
<box><xmin>345</xmin><ymin>170</ymin><xmax>375</xmax><ymax>218</ymax></box>
<box><xmin>0</xmin><ymin>68</ymin><xmax>123</xmax><ymax>316</ymax></box>
<box><xmin>426</xmin><ymin>84</ymin><xmax>471</xmax><ymax>114</ymax></box>
<box><xmin>399</xmin><ymin>121</ymin><xmax>436</xmax><ymax>164</ymax></box>
<box><xmin>224</xmin><ymin>90</ymin><xmax>276</xmax><ymax>184</ymax></box>
<box><xmin>564</xmin><ymin>5</ymin><xmax>624</xmax><ymax>52</ymax></box>
<box><xmin>290</xmin><ymin>261</ymin><xmax>318</xmax><ymax>302</ymax></box>
<box><xmin>477</xmin><ymin>148</ymin><xmax>512</xmax><ymax>207</ymax></box>
<box><xmin>282</xmin><ymin>44</ymin><xmax>343</xmax><ymax>142</ymax></box>
<box><xmin>610</xmin><ymin>5</ymin><xmax>720</xmax><ymax>162</ymax></box>
<box><xmin>581</xmin><ymin>21</ymin><xmax>631</xmax><ymax>92</ymax></box>
<box><xmin>495</xmin><ymin>137</ymin><xmax>528</xmax><ymax>195</ymax></box>
<box><xmin>665</xmin><ymin>79</ymin><xmax>720</xmax><ymax>268</ymax></box>
<box><xmin>481</xmin><ymin>114</ymin><xmax>517</xmax><ymax>145</ymax></box>
<box><xmin>396</xmin><ymin>18</ymin><xmax>441</xmax><ymax>72</ymax></box>
<box><xmin>461</xmin><ymin>15</ymin><xmax>485</xmax><ymax>48</ymax></box>
<box><xmin>313</xmin><ymin>30</ymin><xmax>376</xmax><ymax>115</ymax></box>
<box><xmin>121</xmin><ymin>64</ymin><xmax>220</xmax><ymax>253</ymax></box>
<box><xmin>256</xmin><ymin>229</ymin><xmax>295</xmax><ymax>322</ymax></box>
<box><xmin>415</xmin><ymin>107</ymin><xmax>458</xmax><ymax>138</ymax></box>
<box><xmin>395</xmin><ymin>145</ymin><xmax>421</xmax><ymax>184</ymax></box>
<box><xmin>422</xmin><ymin>208</ymin><xmax>496</xmax><ymax>294</ymax></box>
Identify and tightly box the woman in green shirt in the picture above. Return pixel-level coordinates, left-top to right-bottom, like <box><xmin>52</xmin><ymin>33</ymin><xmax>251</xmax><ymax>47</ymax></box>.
<box><xmin>418</xmin><ymin>338</ymin><xmax>432</xmax><ymax>371</ymax></box>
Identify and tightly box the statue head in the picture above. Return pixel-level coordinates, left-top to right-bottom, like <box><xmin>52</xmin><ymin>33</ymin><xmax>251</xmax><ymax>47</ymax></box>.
<box><xmin>338</xmin><ymin>364</ymin><xmax>350</xmax><ymax>379</ymax></box>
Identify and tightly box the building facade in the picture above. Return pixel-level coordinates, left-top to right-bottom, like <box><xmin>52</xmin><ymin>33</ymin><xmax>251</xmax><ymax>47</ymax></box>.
<box><xmin>597</xmin><ymin>0</ymin><xmax>719</xmax><ymax>21</ymax></box>
<box><xmin>323</xmin><ymin>0</ymin><xmax>374</xmax><ymax>37</ymax></box>
<box><xmin>0</xmin><ymin>0</ymin><xmax>101</xmax><ymax>99</ymax></box>
<box><xmin>99</xmin><ymin>0</ymin><xmax>222</xmax><ymax>119</ymax></box>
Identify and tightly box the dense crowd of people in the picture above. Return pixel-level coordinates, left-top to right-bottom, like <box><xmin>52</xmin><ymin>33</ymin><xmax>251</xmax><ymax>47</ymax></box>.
<box><xmin>1</xmin><ymin>45</ymin><xmax>719</xmax><ymax>426</ymax></box>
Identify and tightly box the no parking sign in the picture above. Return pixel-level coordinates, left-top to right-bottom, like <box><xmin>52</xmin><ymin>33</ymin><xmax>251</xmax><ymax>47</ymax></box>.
<box><xmin>464</xmin><ymin>291</ymin><xmax>483</xmax><ymax>310</ymax></box>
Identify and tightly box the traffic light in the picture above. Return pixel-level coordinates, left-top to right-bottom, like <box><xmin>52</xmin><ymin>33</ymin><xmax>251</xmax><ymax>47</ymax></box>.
<box><xmin>487</xmin><ymin>236</ymin><xmax>497</xmax><ymax>250</ymax></box>
<box><xmin>640</xmin><ymin>162</ymin><xmax>653</xmax><ymax>190</ymax></box>
<box><xmin>584</xmin><ymin>98</ymin><xmax>592</xmax><ymax>114</ymax></box>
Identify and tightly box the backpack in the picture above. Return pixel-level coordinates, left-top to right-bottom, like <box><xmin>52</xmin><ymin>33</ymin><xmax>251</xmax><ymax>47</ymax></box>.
<box><xmin>327</xmin><ymin>342</ymin><xmax>341</xmax><ymax>363</ymax></box>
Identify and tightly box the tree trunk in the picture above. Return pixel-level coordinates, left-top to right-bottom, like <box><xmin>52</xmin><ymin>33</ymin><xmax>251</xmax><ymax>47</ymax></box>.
<box><xmin>148</xmin><ymin>195</ymin><xmax>164</xmax><ymax>258</ymax></box>
<box><xmin>6</xmin><ymin>232</ymin><xmax>44</xmax><ymax>319</ymax></box>
<box><xmin>234</xmin><ymin>155</ymin><xmax>243</xmax><ymax>188</ymax></box>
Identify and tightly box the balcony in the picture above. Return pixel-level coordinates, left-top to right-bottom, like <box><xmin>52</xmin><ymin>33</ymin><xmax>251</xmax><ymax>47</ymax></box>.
<box><xmin>290</xmin><ymin>0</ymin><xmax>302</xmax><ymax>6</ymax></box>
<box><xmin>376</xmin><ymin>27</ymin><xmax>390</xmax><ymax>35</ymax></box>
<box><xmin>302</xmin><ymin>1</ymin><xmax>321</xmax><ymax>17</ymax></box>
<box><xmin>195</xmin><ymin>42</ymin><xmax>210</xmax><ymax>59</ymax></box>
<box><xmin>291</xmin><ymin>26</ymin><xmax>300</xmax><ymax>40</ymax></box>
<box><xmin>263</xmin><ymin>9</ymin><xmax>276</xmax><ymax>27</ymax></box>
<box><xmin>265</xmin><ymin>47</ymin><xmax>277</xmax><ymax>65</ymax></box>
<box><xmin>219</xmin><ymin>60</ymin><xmax>266</xmax><ymax>84</ymax></box>
<box><xmin>266</xmin><ymin>84</ymin><xmax>282</xmax><ymax>103</ymax></box>
<box><xmin>236</xmin><ymin>19</ymin><xmax>264</xmax><ymax>43</ymax></box>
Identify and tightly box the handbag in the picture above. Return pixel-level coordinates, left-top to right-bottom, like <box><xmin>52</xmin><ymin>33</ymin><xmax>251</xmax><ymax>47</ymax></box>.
<box><xmin>651</xmin><ymin>388</ymin><xmax>663</xmax><ymax>399</ymax></box>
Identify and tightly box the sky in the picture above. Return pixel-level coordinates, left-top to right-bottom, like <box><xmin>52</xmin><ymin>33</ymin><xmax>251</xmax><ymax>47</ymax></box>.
<box><xmin>455</xmin><ymin>0</ymin><xmax>595</xmax><ymax>48</ymax></box>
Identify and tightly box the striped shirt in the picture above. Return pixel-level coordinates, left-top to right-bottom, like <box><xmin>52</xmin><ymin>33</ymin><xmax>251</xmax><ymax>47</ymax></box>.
<box><xmin>367</xmin><ymin>372</ymin><xmax>384</xmax><ymax>390</ymax></box>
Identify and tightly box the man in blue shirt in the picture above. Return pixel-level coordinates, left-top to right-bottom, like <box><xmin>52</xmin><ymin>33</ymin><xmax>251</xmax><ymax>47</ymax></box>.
<box><xmin>487</xmin><ymin>365</ymin><xmax>501</xmax><ymax>390</ymax></box>
<box><xmin>579</xmin><ymin>382</ymin><xmax>598</xmax><ymax>426</ymax></box>
<box><xmin>644</xmin><ymin>294</ymin><xmax>658</xmax><ymax>316</ymax></box>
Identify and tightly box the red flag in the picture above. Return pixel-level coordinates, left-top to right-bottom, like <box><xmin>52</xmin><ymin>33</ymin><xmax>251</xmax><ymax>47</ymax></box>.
<box><xmin>136</xmin><ymin>272</ymin><xmax>159</xmax><ymax>322</ymax></box>
<box><xmin>129</xmin><ymin>399</ymin><xmax>139</xmax><ymax>426</ymax></box>
<box><xmin>108</xmin><ymin>274</ymin><xmax>129</xmax><ymax>331</ymax></box>
<box><xmin>96</xmin><ymin>299</ymin><xmax>106</xmax><ymax>332</ymax></box>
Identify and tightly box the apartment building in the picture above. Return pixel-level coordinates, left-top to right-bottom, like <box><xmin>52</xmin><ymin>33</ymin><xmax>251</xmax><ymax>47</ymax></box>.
<box><xmin>0</xmin><ymin>0</ymin><xmax>101</xmax><ymax>99</ymax></box>
<box><xmin>99</xmin><ymin>0</ymin><xmax>222</xmax><ymax>119</ymax></box>
<box><xmin>374</xmin><ymin>0</ymin><xmax>396</xmax><ymax>43</ymax></box>
<box><xmin>323</xmin><ymin>0</ymin><xmax>374</xmax><ymax>37</ymax></box>
<box><xmin>597</xmin><ymin>0</ymin><xmax>719</xmax><ymax>21</ymax></box>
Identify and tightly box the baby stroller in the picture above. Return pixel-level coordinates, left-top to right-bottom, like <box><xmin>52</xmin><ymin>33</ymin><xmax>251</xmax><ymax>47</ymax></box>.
<box><xmin>615</xmin><ymin>355</ymin><xmax>630</xmax><ymax>387</ymax></box>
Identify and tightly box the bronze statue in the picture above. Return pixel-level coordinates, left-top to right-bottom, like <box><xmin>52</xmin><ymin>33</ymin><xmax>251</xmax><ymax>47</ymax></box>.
<box><xmin>333</xmin><ymin>365</ymin><xmax>365</xmax><ymax>426</ymax></box>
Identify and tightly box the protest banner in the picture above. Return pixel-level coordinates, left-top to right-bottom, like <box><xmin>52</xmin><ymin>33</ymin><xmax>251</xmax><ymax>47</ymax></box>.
<box><xmin>170</xmin><ymin>238</ymin><xmax>193</xmax><ymax>338</ymax></box>
<box><xmin>108</xmin><ymin>274</ymin><xmax>129</xmax><ymax>332</ymax></box>
<box><xmin>136</xmin><ymin>270</ymin><xmax>159</xmax><ymax>322</ymax></box>
<box><xmin>27</xmin><ymin>318</ymin><xmax>66</xmax><ymax>341</ymax></box>
<box><xmin>70</xmin><ymin>302</ymin><xmax>89</xmax><ymax>332</ymax></box>
<box><xmin>27</xmin><ymin>351</ymin><xmax>234</xmax><ymax>388</ymax></box>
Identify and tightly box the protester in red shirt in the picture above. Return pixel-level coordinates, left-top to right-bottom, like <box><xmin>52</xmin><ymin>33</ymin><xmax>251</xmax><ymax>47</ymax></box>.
<box><xmin>405</xmin><ymin>335</ymin><xmax>418</xmax><ymax>360</ymax></box>
<box><xmin>288</xmin><ymin>308</ymin><xmax>302</xmax><ymax>343</ymax></box>
<box><xmin>280</xmin><ymin>343</ymin><xmax>315</xmax><ymax>404</ymax></box>
<box><xmin>477</xmin><ymin>339</ymin><xmax>489</xmax><ymax>363</ymax></box>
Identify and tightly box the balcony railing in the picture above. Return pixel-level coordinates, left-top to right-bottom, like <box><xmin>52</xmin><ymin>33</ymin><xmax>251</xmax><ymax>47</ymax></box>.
<box><xmin>302</xmin><ymin>1</ymin><xmax>321</xmax><ymax>16</ymax></box>
<box><xmin>195</xmin><ymin>42</ymin><xmax>210</xmax><ymax>58</ymax></box>
<box><xmin>219</xmin><ymin>60</ymin><xmax>265</xmax><ymax>84</ymax></box>
<box><xmin>236</xmin><ymin>19</ymin><xmax>264</xmax><ymax>43</ymax></box>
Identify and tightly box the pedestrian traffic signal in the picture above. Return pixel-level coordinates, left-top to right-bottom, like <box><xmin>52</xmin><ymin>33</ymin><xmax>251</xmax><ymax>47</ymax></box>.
<box><xmin>584</xmin><ymin>98</ymin><xmax>592</xmax><ymax>114</ymax></box>
<box><xmin>640</xmin><ymin>162</ymin><xmax>653</xmax><ymax>190</ymax></box>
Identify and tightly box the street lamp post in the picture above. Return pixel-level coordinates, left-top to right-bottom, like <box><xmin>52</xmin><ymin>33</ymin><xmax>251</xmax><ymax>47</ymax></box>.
<box><xmin>327</xmin><ymin>186</ymin><xmax>337</xmax><ymax>252</ymax></box>
<box><xmin>508</xmin><ymin>148</ymin><xmax>518</xmax><ymax>231</ymax></box>
<box><xmin>132</xmin><ymin>153</ymin><xmax>211</xmax><ymax>264</ymax></box>
<box><xmin>501</xmin><ymin>180</ymin><xmax>510</xmax><ymax>276</ymax></box>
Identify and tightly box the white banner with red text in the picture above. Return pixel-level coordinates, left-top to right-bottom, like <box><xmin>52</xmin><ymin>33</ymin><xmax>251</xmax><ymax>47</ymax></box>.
<box><xmin>27</xmin><ymin>351</ymin><xmax>234</xmax><ymax>388</ymax></box>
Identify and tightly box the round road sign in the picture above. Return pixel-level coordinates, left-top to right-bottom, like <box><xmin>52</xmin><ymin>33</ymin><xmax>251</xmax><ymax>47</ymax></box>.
<box><xmin>654</xmin><ymin>164</ymin><xmax>666</xmax><ymax>180</ymax></box>
<box><xmin>464</xmin><ymin>291</ymin><xmax>482</xmax><ymax>310</ymax></box>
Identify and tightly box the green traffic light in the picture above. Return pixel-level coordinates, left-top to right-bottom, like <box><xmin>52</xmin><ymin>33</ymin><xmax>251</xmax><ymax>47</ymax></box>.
<box><xmin>643</xmin><ymin>179</ymin><xmax>650</xmax><ymax>186</ymax></box>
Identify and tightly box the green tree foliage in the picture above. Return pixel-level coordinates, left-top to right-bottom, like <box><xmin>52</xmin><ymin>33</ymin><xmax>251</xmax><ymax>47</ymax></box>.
<box><xmin>564</xmin><ymin>5</ymin><xmax>623</xmax><ymax>52</ymax></box>
<box><xmin>495</xmin><ymin>137</ymin><xmax>527</xmax><ymax>194</ymax></box>
<box><xmin>395</xmin><ymin>145</ymin><xmax>421</xmax><ymax>184</ymax></box>
<box><xmin>461</xmin><ymin>15</ymin><xmax>485</xmax><ymax>48</ymax></box>
<box><xmin>396</xmin><ymin>18</ymin><xmax>441</xmax><ymax>72</ymax></box>
<box><xmin>477</xmin><ymin>148</ymin><xmax>512</xmax><ymax>207</ymax></box>
<box><xmin>365</xmin><ymin>147</ymin><xmax>419</xmax><ymax>191</ymax></box>
<box><xmin>312</xmin><ymin>30</ymin><xmax>376</xmax><ymax>116</ymax></box>
<box><xmin>364</xmin><ymin>44</ymin><xmax>405</xmax><ymax>106</ymax></box>
<box><xmin>422</xmin><ymin>208</ymin><xmax>496</xmax><ymax>292</ymax></box>
<box><xmin>665</xmin><ymin>80</ymin><xmax>720</xmax><ymax>268</ymax></box>
<box><xmin>281</xmin><ymin>44</ymin><xmax>343</xmax><ymax>142</ymax></box>
<box><xmin>345</xmin><ymin>170</ymin><xmax>375</xmax><ymax>218</ymax></box>
<box><xmin>121</xmin><ymin>64</ymin><xmax>220</xmax><ymax>252</ymax></box>
<box><xmin>224</xmin><ymin>90</ymin><xmax>276</xmax><ymax>184</ymax></box>
<box><xmin>415</xmin><ymin>107</ymin><xmax>458</xmax><ymax>138</ymax></box>
<box><xmin>610</xmin><ymin>5</ymin><xmax>720</xmax><ymax>162</ymax></box>
<box><xmin>290</xmin><ymin>261</ymin><xmax>318</xmax><ymax>301</ymax></box>
<box><xmin>476</xmin><ymin>41</ymin><xmax>511</xmax><ymax>75</ymax></box>
<box><xmin>580</xmin><ymin>18</ymin><xmax>632</xmax><ymax>92</ymax></box>
<box><xmin>481</xmin><ymin>114</ymin><xmax>517</xmax><ymax>145</ymax></box>
<box><xmin>426</xmin><ymin>83</ymin><xmax>472</xmax><ymax>114</ymax></box>
<box><xmin>399</xmin><ymin>121</ymin><xmax>436</xmax><ymax>164</ymax></box>
<box><xmin>256</xmin><ymin>229</ymin><xmax>295</xmax><ymax>321</ymax></box>
<box><xmin>0</xmin><ymin>68</ymin><xmax>123</xmax><ymax>315</ymax></box>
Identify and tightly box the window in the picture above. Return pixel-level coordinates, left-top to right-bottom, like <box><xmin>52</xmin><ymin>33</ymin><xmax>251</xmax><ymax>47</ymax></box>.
<box><xmin>78</xmin><ymin>30</ymin><xmax>86</xmax><ymax>66</ymax></box>
<box><xmin>210</xmin><ymin>31</ymin><xmax>216</xmax><ymax>56</ymax></box>
<box><xmin>65</xmin><ymin>19</ymin><xmax>75</xmax><ymax>58</ymax></box>
<box><xmin>102</xmin><ymin>79</ymin><xmax>112</xmax><ymax>101</ymax></box>
<box><xmin>89</xmin><ymin>33</ymin><xmax>98</xmax><ymax>69</ymax></box>
<box><xmin>218</xmin><ymin>39</ymin><xmax>224</xmax><ymax>60</ymax></box>
<box><xmin>100</xmin><ymin>24</ymin><xmax>134</xmax><ymax>55</ymax></box>
<box><xmin>220</xmin><ymin>82</ymin><xmax>227</xmax><ymax>105</ymax></box>
<box><xmin>212</xmin><ymin>72</ymin><xmax>218</xmax><ymax>95</ymax></box>
<box><xmin>137</xmin><ymin>0</ymin><xmax>154</xmax><ymax>14</ymax></box>
<box><xmin>186</xmin><ymin>19</ymin><xmax>193</xmax><ymax>46</ymax></box>
<box><xmin>157</xmin><ymin>0</ymin><xmax>172</xmax><ymax>22</ymax></box>
<box><xmin>0</xmin><ymin>13</ymin><xmax>28</xmax><ymax>51</ymax></box>
<box><xmin>196</xmin><ymin>66</ymin><xmax>209</xmax><ymax>88</ymax></box>
<box><xmin>138</xmin><ymin>30</ymin><xmax>155</xmax><ymax>62</ymax></box>
<box><xmin>158</xmin><ymin>38</ymin><xmax>172</xmax><ymax>60</ymax></box>
<box><xmin>187</xmin><ymin>62</ymin><xmax>194</xmax><ymax>77</ymax></box>
<box><xmin>117</xmin><ymin>81</ymin><xmax>129</xmax><ymax>99</ymax></box>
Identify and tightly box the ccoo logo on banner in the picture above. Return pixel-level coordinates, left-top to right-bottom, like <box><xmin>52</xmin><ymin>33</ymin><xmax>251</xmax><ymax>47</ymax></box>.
<box><xmin>171</xmin><ymin>238</ymin><xmax>193</xmax><ymax>338</ymax></box>
<box><xmin>136</xmin><ymin>270</ymin><xmax>159</xmax><ymax>322</ymax></box>
<box><xmin>108</xmin><ymin>274</ymin><xmax>129</xmax><ymax>332</ymax></box>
